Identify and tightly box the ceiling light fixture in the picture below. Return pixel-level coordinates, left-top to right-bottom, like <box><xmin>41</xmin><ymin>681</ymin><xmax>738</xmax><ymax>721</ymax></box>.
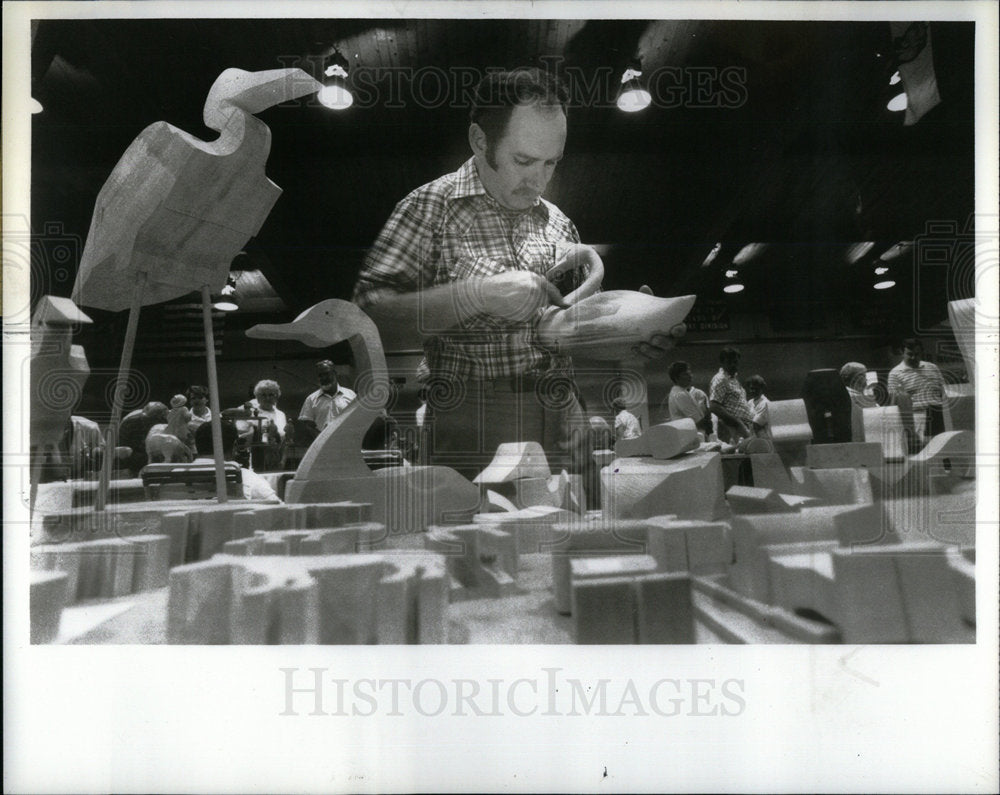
<box><xmin>701</xmin><ymin>242</ymin><xmax>722</xmax><ymax>267</ymax></box>
<box><xmin>30</xmin><ymin>97</ymin><xmax>43</xmax><ymax>114</ymax></box>
<box><xmin>874</xmin><ymin>266</ymin><xmax>889</xmax><ymax>275</ymax></box>
<box><xmin>889</xmin><ymin>70</ymin><xmax>901</xmax><ymax>85</ymax></box>
<box><xmin>887</xmin><ymin>92</ymin><xmax>908</xmax><ymax>112</ymax></box>
<box><xmin>318</xmin><ymin>49</ymin><xmax>353</xmax><ymax>110</ymax></box>
<box><xmin>723</xmin><ymin>266</ymin><xmax>744</xmax><ymax>294</ymax></box>
<box><xmin>616</xmin><ymin>59</ymin><xmax>651</xmax><ymax>113</ymax></box>
<box><xmin>879</xmin><ymin>241</ymin><xmax>913</xmax><ymax>261</ymax></box>
<box><xmin>845</xmin><ymin>242</ymin><xmax>875</xmax><ymax>263</ymax></box>
<box><xmin>873</xmin><ymin>279</ymin><xmax>896</xmax><ymax>290</ymax></box>
<box><xmin>211</xmin><ymin>275</ymin><xmax>240</xmax><ymax>312</ymax></box>
<box><xmin>732</xmin><ymin>242</ymin><xmax>767</xmax><ymax>266</ymax></box>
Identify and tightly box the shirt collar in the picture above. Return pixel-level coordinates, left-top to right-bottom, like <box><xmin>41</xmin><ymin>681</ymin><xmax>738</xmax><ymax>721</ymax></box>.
<box><xmin>451</xmin><ymin>157</ymin><xmax>550</xmax><ymax>222</ymax></box>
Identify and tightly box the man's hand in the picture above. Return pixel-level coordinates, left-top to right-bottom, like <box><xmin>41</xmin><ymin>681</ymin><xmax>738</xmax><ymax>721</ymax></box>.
<box><xmin>465</xmin><ymin>270</ymin><xmax>568</xmax><ymax>322</ymax></box>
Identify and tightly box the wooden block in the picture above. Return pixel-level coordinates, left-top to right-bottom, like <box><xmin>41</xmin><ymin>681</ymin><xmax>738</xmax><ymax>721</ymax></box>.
<box><xmin>679</xmin><ymin>521</ymin><xmax>733</xmax><ymax>574</ymax></box>
<box><xmin>222</xmin><ymin>537</ymin><xmax>262</xmax><ymax>556</ymax></box>
<box><xmin>726</xmin><ymin>485</ymin><xmax>797</xmax><ymax>514</ymax></box>
<box><xmin>807</xmin><ymin>442</ymin><xmax>883</xmax><ymax>470</ymax></box>
<box><xmin>168</xmin><ymin>552</ymin><xmax>447</xmax><ymax>644</ymax></box>
<box><xmin>946</xmin><ymin>550</ymin><xmax>975</xmax><ymax>626</ymax></box>
<box><xmin>415</xmin><ymin>565</ymin><xmax>450</xmax><ymax>644</ymax></box>
<box><xmin>835</xmin><ymin>542</ymin><xmax>970</xmax><ymax>642</ymax></box>
<box><xmin>831</xmin><ymin>549</ymin><xmax>909</xmax><ymax>643</ymax></box>
<box><xmin>778</xmin><ymin>493</ymin><xmax>822</xmax><ymax>509</ymax></box>
<box><xmin>307</xmin><ymin>502</ymin><xmax>372</xmax><ymax>528</ymax></box>
<box><xmin>892</xmin><ymin>547</ymin><xmax>969</xmax><ymax>642</ymax></box>
<box><xmin>768</xmin><ymin>399</ymin><xmax>812</xmax><ymax>445</ymax></box>
<box><xmin>424</xmin><ymin>525</ymin><xmax>518</xmax><ymax>597</ymax></box>
<box><xmin>126</xmin><ymin>534</ymin><xmax>171</xmax><ymax>591</ymax></box>
<box><xmin>196</xmin><ymin>509</ymin><xmax>240</xmax><ymax>560</ymax></box>
<box><xmin>729</xmin><ymin>506</ymin><xmax>887</xmax><ymax>601</ymax></box>
<box><xmin>474</xmin><ymin>442</ymin><xmax>551</xmax><ymax>483</ymax></box>
<box><xmin>474</xmin><ymin>505</ymin><xmax>576</xmax><ymax>554</ymax></box>
<box><xmin>275</xmin><ymin>580</ymin><xmax>320</xmax><ymax>644</ymax></box>
<box><xmin>75</xmin><ymin>539</ymin><xmax>136</xmax><ymax>599</ymax></box>
<box><xmin>749</xmin><ymin>452</ymin><xmax>795</xmax><ymax>492</ymax></box>
<box><xmin>159</xmin><ymin>512</ymin><xmax>192</xmax><ymax>565</ymax></box>
<box><xmin>549</xmin><ymin>518</ymin><xmax>652</xmax><ymax>614</ymax></box>
<box><xmin>513</xmin><ymin>472</ymin><xmax>585</xmax><ymax>513</ymax></box>
<box><xmin>903</xmin><ymin>430</ymin><xmax>976</xmax><ymax>496</ymax></box>
<box><xmin>30</xmin><ymin>570</ymin><xmax>68</xmax><ymax>644</ymax></box>
<box><xmin>691</xmin><ymin>574</ymin><xmax>841</xmax><ymax>644</ymax></box>
<box><xmin>644</xmin><ymin>419</ymin><xmax>700</xmax><ymax>460</ymax></box>
<box><xmin>637</xmin><ymin>573</ymin><xmax>695</xmax><ymax>644</ymax></box>
<box><xmin>799</xmin><ymin>467</ymin><xmax>875</xmax><ymax>505</ymax></box>
<box><xmin>571</xmin><ymin>554</ymin><xmax>659</xmax><ymax>581</ymax></box>
<box><xmin>30</xmin><ymin>543</ymin><xmax>83</xmax><ymax>602</ymax></box>
<box><xmin>167</xmin><ymin>562</ymin><xmax>236</xmax><ymax>644</ymax></box>
<box><xmin>863</xmin><ymin>406</ymin><xmax>909</xmax><ymax>461</ymax></box>
<box><xmin>641</xmin><ymin>521</ymin><xmax>689</xmax><ymax>572</ymax></box>
<box><xmin>767</xmin><ymin>550</ymin><xmax>837</xmax><ymax>623</ymax></box>
<box><xmin>602</xmin><ymin>452</ymin><xmax>727</xmax><ymax>522</ymax></box>
<box><xmin>643</xmin><ymin>516</ymin><xmax>732</xmax><ymax>574</ymax></box>
<box><xmin>614</xmin><ymin>434</ymin><xmax>650</xmax><ymax>458</ymax></box>
<box><xmin>943</xmin><ymin>385</ymin><xmax>974</xmax><ymax>432</ymax></box>
<box><xmin>571</xmin><ymin>577</ymin><xmax>637</xmax><ymax>644</ymax></box>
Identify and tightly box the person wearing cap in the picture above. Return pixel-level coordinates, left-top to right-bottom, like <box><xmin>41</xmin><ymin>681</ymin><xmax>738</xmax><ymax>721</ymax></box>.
<box><xmin>298</xmin><ymin>360</ymin><xmax>357</xmax><ymax>433</ymax></box>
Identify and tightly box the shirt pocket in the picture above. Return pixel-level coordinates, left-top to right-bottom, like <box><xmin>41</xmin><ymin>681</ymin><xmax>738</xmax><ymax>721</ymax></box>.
<box><xmin>445</xmin><ymin>254</ymin><xmax>507</xmax><ymax>282</ymax></box>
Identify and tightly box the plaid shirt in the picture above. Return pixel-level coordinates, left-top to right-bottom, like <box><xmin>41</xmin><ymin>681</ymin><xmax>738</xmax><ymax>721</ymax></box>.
<box><xmin>353</xmin><ymin>158</ymin><xmax>581</xmax><ymax>381</ymax></box>
<box><xmin>887</xmin><ymin>360</ymin><xmax>945</xmax><ymax>409</ymax></box>
<box><xmin>709</xmin><ymin>368</ymin><xmax>753</xmax><ymax>425</ymax></box>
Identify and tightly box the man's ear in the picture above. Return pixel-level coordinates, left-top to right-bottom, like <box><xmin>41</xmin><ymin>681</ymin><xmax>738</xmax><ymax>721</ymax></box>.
<box><xmin>468</xmin><ymin>123</ymin><xmax>488</xmax><ymax>158</ymax></box>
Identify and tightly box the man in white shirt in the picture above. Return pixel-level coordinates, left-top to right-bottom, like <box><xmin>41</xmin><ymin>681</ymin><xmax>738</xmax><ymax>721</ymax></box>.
<box><xmin>662</xmin><ymin>360</ymin><xmax>713</xmax><ymax>435</ymax></box>
<box><xmin>887</xmin><ymin>338</ymin><xmax>946</xmax><ymax>437</ymax></box>
<box><xmin>298</xmin><ymin>359</ymin><xmax>357</xmax><ymax>432</ymax></box>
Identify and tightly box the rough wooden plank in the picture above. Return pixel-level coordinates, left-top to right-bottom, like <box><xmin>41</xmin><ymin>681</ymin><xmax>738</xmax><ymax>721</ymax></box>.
<box><xmin>807</xmin><ymin>442</ymin><xmax>883</xmax><ymax>470</ymax></box>
<box><xmin>602</xmin><ymin>452</ymin><xmax>727</xmax><ymax>521</ymax></box>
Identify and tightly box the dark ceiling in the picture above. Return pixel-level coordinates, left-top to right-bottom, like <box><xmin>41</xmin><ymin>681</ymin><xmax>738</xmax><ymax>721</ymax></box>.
<box><xmin>30</xmin><ymin>18</ymin><xmax>976</xmax><ymax>330</ymax></box>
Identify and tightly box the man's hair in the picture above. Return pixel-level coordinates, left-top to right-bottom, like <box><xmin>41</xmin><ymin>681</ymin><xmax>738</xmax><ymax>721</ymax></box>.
<box><xmin>470</xmin><ymin>68</ymin><xmax>570</xmax><ymax>150</ymax></box>
<box><xmin>746</xmin><ymin>374</ymin><xmax>767</xmax><ymax>392</ymax></box>
<box><xmin>839</xmin><ymin>362</ymin><xmax>867</xmax><ymax>386</ymax></box>
<box><xmin>719</xmin><ymin>347</ymin><xmax>741</xmax><ymax>363</ymax></box>
<box><xmin>901</xmin><ymin>337</ymin><xmax>922</xmax><ymax>352</ymax></box>
<box><xmin>254</xmin><ymin>379</ymin><xmax>281</xmax><ymax>398</ymax></box>
<box><xmin>668</xmin><ymin>361</ymin><xmax>690</xmax><ymax>384</ymax></box>
<box><xmin>316</xmin><ymin>359</ymin><xmax>335</xmax><ymax>370</ymax></box>
<box><xmin>187</xmin><ymin>385</ymin><xmax>208</xmax><ymax>401</ymax></box>
<box><xmin>195</xmin><ymin>418</ymin><xmax>239</xmax><ymax>457</ymax></box>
